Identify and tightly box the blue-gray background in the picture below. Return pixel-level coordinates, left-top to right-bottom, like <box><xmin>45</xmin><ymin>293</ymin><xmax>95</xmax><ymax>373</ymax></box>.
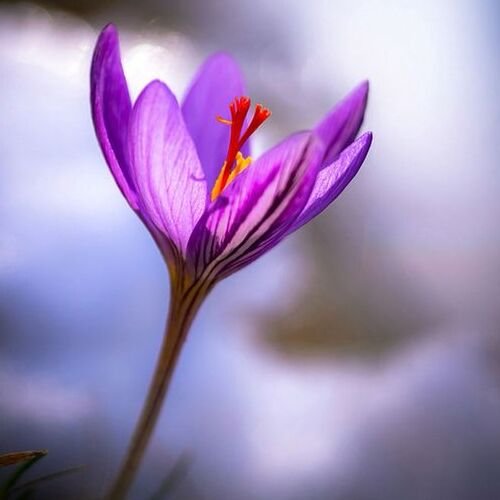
<box><xmin>1</xmin><ymin>1</ymin><xmax>500</xmax><ymax>498</ymax></box>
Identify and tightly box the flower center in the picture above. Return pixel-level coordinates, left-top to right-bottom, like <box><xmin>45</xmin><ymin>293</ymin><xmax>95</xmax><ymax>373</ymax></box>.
<box><xmin>211</xmin><ymin>96</ymin><xmax>271</xmax><ymax>201</ymax></box>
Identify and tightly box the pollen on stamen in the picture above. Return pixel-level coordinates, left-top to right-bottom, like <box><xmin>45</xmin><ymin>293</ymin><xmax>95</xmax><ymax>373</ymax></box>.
<box><xmin>216</xmin><ymin>116</ymin><xmax>232</xmax><ymax>125</ymax></box>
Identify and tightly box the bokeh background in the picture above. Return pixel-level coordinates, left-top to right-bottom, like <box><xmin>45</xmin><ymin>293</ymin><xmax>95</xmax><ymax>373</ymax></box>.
<box><xmin>1</xmin><ymin>0</ymin><xmax>500</xmax><ymax>498</ymax></box>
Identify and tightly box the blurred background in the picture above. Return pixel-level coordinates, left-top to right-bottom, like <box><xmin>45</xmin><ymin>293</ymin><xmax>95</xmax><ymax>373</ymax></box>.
<box><xmin>1</xmin><ymin>0</ymin><xmax>500</xmax><ymax>498</ymax></box>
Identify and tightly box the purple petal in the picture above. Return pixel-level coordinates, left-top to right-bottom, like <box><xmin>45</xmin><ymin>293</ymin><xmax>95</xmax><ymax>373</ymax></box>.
<box><xmin>90</xmin><ymin>24</ymin><xmax>138</xmax><ymax>209</ymax></box>
<box><xmin>181</xmin><ymin>53</ymin><xmax>248</xmax><ymax>192</ymax></box>
<box><xmin>288</xmin><ymin>132</ymin><xmax>372</xmax><ymax>234</ymax></box>
<box><xmin>315</xmin><ymin>81</ymin><xmax>369</xmax><ymax>167</ymax></box>
<box><xmin>187</xmin><ymin>132</ymin><xmax>323</xmax><ymax>280</ymax></box>
<box><xmin>129</xmin><ymin>80</ymin><xmax>207</xmax><ymax>254</ymax></box>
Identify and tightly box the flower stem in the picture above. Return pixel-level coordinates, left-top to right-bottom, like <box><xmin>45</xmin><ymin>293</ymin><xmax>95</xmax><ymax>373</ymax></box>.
<box><xmin>107</xmin><ymin>288</ymin><xmax>201</xmax><ymax>500</ymax></box>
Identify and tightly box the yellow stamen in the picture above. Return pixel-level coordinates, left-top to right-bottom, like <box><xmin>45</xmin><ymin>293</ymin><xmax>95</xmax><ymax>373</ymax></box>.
<box><xmin>216</xmin><ymin>116</ymin><xmax>232</xmax><ymax>125</ymax></box>
<box><xmin>211</xmin><ymin>162</ymin><xmax>227</xmax><ymax>201</ymax></box>
<box><xmin>227</xmin><ymin>152</ymin><xmax>252</xmax><ymax>184</ymax></box>
<box><xmin>210</xmin><ymin>152</ymin><xmax>253</xmax><ymax>201</ymax></box>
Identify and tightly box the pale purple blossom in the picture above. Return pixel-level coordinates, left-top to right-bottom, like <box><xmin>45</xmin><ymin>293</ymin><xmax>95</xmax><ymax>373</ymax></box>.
<box><xmin>91</xmin><ymin>24</ymin><xmax>373</xmax><ymax>497</ymax></box>
<box><xmin>91</xmin><ymin>24</ymin><xmax>372</xmax><ymax>295</ymax></box>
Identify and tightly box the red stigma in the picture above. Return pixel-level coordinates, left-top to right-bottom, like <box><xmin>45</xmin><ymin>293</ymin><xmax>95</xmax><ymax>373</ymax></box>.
<box><xmin>238</xmin><ymin>104</ymin><xmax>272</xmax><ymax>147</ymax></box>
<box><xmin>218</xmin><ymin>96</ymin><xmax>271</xmax><ymax>189</ymax></box>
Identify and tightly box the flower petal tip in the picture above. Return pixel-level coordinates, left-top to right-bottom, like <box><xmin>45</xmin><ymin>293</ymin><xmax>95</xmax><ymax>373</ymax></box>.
<box><xmin>137</xmin><ymin>79</ymin><xmax>178</xmax><ymax>106</ymax></box>
<box><xmin>95</xmin><ymin>23</ymin><xmax>119</xmax><ymax>48</ymax></box>
<box><xmin>191</xmin><ymin>52</ymin><xmax>245</xmax><ymax>91</ymax></box>
<box><xmin>101</xmin><ymin>23</ymin><xmax>118</xmax><ymax>35</ymax></box>
<box><xmin>350</xmin><ymin>80</ymin><xmax>369</xmax><ymax>106</ymax></box>
<box><xmin>91</xmin><ymin>20</ymin><xmax>139</xmax><ymax>211</ymax></box>
<box><xmin>345</xmin><ymin>131</ymin><xmax>373</xmax><ymax>164</ymax></box>
<box><xmin>343</xmin><ymin>131</ymin><xmax>373</xmax><ymax>175</ymax></box>
<box><xmin>358</xmin><ymin>79</ymin><xmax>369</xmax><ymax>93</ymax></box>
<box><xmin>360</xmin><ymin>130</ymin><xmax>373</xmax><ymax>149</ymax></box>
<box><xmin>314</xmin><ymin>80</ymin><xmax>371</xmax><ymax>167</ymax></box>
<box><xmin>203</xmin><ymin>51</ymin><xmax>241</xmax><ymax>69</ymax></box>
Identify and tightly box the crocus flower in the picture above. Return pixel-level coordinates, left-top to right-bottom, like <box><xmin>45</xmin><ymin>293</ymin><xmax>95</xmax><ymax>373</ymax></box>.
<box><xmin>91</xmin><ymin>24</ymin><xmax>372</xmax><ymax>500</ymax></box>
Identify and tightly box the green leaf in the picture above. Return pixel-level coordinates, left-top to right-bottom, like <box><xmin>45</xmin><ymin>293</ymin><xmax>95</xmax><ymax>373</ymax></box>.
<box><xmin>10</xmin><ymin>465</ymin><xmax>85</xmax><ymax>497</ymax></box>
<box><xmin>0</xmin><ymin>451</ymin><xmax>47</xmax><ymax>499</ymax></box>
<box><xmin>0</xmin><ymin>451</ymin><xmax>47</xmax><ymax>469</ymax></box>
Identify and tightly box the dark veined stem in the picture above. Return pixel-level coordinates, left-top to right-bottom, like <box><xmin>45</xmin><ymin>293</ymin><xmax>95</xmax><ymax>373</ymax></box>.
<box><xmin>107</xmin><ymin>279</ymin><xmax>206</xmax><ymax>500</ymax></box>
